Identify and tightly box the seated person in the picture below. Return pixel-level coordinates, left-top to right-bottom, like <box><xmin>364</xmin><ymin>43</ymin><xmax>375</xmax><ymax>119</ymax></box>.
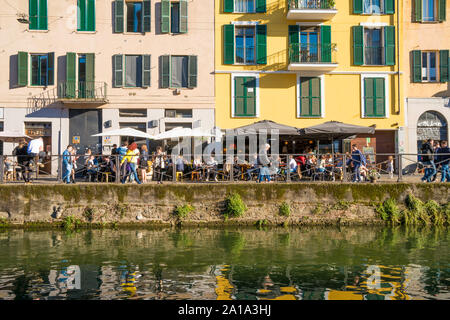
<box><xmin>288</xmin><ymin>155</ymin><xmax>297</xmax><ymax>173</ymax></box>
<box><xmin>99</xmin><ymin>156</ymin><xmax>115</xmax><ymax>180</ymax></box>
<box><xmin>205</xmin><ymin>155</ymin><xmax>218</xmax><ymax>182</ymax></box>
<box><xmin>246</xmin><ymin>154</ymin><xmax>259</xmax><ymax>181</ymax></box>
<box><xmin>86</xmin><ymin>155</ymin><xmax>99</xmax><ymax>181</ymax></box>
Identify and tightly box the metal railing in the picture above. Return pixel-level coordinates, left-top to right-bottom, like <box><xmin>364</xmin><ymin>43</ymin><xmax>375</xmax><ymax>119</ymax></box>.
<box><xmin>288</xmin><ymin>0</ymin><xmax>336</xmax><ymax>10</ymax></box>
<box><xmin>0</xmin><ymin>153</ymin><xmax>449</xmax><ymax>184</ymax></box>
<box><xmin>289</xmin><ymin>43</ymin><xmax>336</xmax><ymax>64</ymax></box>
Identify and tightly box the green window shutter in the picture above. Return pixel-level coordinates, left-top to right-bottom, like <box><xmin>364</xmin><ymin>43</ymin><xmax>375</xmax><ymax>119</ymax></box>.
<box><xmin>223</xmin><ymin>24</ymin><xmax>235</xmax><ymax>65</ymax></box>
<box><xmin>77</xmin><ymin>0</ymin><xmax>86</xmax><ymax>31</ymax></box>
<box><xmin>289</xmin><ymin>25</ymin><xmax>299</xmax><ymax>63</ymax></box>
<box><xmin>353</xmin><ymin>26</ymin><xmax>364</xmax><ymax>66</ymax></box>
<box><xmin>440</xmin><ymin>50</ymin><xmax>449</xmax><ymax>82</ymax></box>
<box><xmin>161</xmin><ymin>0</ymin><xmax>170</xmax><ymax>33</ymax></box>
<box><xmin>114</xmin><ymin>0</ymin><xmax>124</xmax><ymax>33</ymax></box>
<box><xmin>438</xmin><ymin>0</ymin><xmax>446</xmax><ymax>22</ymax></box>
<box><xmin>256</xmin><ymin>0</ymin><xmax>266</xmax><ymax>13</ymax></box>
<box><xmin>364</xmin><ymin>78</ymin><xmax>375</xmax><ymax>117</ymax></box>
<box><xmin>38</xmin><ymin>0</ymin><xmax>47</xmax><ymax>30</ymax></box>
<box><xmin>256</xmin><ymin>25</ymin><xmax>267</xmax><ymax>65</ymax></box>
<box><xmin>353</xmin><ymin>0</ymin><xmax>363</xmax><ymax>14</ymax></box>
<box><xmin>234</xmin><ymin>77</ymin><xmax>256</xmax><ymax>117</ymax></box>
<box><xmin>86</xmin><ymin>53</ymin><xmax>95</xmax><ymax>83</ymax></box>
<box><xmin>143</xmin><ymin>0</ymin><xmax>151</xmax><ymax>32</ymax></box>
<box><xmin>180</xmin><ymin>0</ymin><xmax>188</xmax><ymax>33</ymax></box>
<box><xmin>245</xmin><ymin>78</ymin><xmax>256</xmax><ymax>116</ymax></box>
<box><xmin>374</xmin><ymin>78</ymin><xmax>386</xmax><ymax>117</ymax></box>
<box><xmin>188</xmin><ymin>55</ymin><xmax>198</xmax><ymax>88</ymax></box>
<box><xmin>299</xmin><ymin>77</ymin><xmax>321</xmax><ymax>117</ymax></box>
<box><xmin>384</xmin><ymin>26</ymin><xmax>395</xmax><ymax>66</ymax></box>
<box><xmin>412</xmin><ymin>50</ymin><xmax>422</xmax><ymax>83</ymax></box>
<box><xmin>385</xmin><ymin>0</ymin><xmax>395</xmax><ymax>14</ymax></box>
<box><xmin>234</xmin><ymin>77</ymin><xmax>246</xmax><ymax>116</ymax></box>
<box><xmin>66</xmin><ymin>53</ymin><xmax>77</xmax><ymax>97</ymax></box>
<box><xmin>142</xmin><ymin>55</ymin><xmax>151</xmax><ymax>87</ymax></box>
<box><xmin>18</xmin><ymin>52</ymin><xmax>28</xmax><ymax>87</ymax></box>
<box><xmin>414</xmin><ymin>0</ymin><xmax>422</xmax><ymax>22</ymax></box>
<box><xmin>224</xmin><ymin>0</ymin><xmax>234</xmax><ymax>13</ymax></box>
<box><xmin>47</xmin><ymin>52</ymin><xmax>54</xmax><ymax>86</ymax></box>
<box><xmin>320</xmin><ymin>25</ymin><xmax>331</xmax><ymax>63</ymax></box>
<box><xmin>87</xmin><ymin>0</ymin><xmax>95</xmax><ymax>31</ymax></box>
<box><xmin>113</xmin><ymin>54</ymin><xmax>123</xmax><ymax>87</ymax></box>
<box><xmin>160</xmin><ymin>55</ymin><xmax>170</xmax><ymax>88</ymax></box>
<box><xmin>29</xmin><ymin>0</ymin><xmax>38</xmax><ymax>30</ymax></box>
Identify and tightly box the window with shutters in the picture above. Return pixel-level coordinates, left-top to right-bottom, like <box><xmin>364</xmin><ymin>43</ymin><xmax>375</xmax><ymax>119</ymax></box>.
<box><xmin>422</xmin><ymin>51</ymin><xmax>438</xmax><ymax>82</ymax></box>
<box><xmin>29</xmin><ymin>0</ymin><xmax>47</xmax><ymax>30</ymax></box>
<box><xmin>77</xmin><ymin>0</ymin><xmax>96</xmax><ymax>31</ymax></box>
<box><xmin>363</xmin><ymin>0</ymin><xmax>384</xmax><ymax>14</ymax></box>
<box><xmin>127</xmin><ymin>2</ymin><xmax>143</xmax><ymax>32</ymax></box>
<box><xmin>423</xmin><ymin>0</ymin><xmax>437</xmax><ymax>21</ymax></box>
<box><xmin>225</xmin><ymin>0</ymin><xmax>265</xmax><ymax>13</ymax></box>
<box><xmin>31</xmin><ymin>54</ymin><xmax>53</xmax><ymax>86</ymax></box>
<box><xmin>298</xmin><ymin>77</ymin><xmax>322</xmax><ymax>118</ymax></box>
<box><xmin>414</xmin><ymin>0</ymin><xmax>446</xmax><ymax>22</ymax></box>
<box><xmin>364</xmin><ymin>28</ymin><xmax>383</xmax><ymax>65</ymax></box>
<box><xmin>114</xmin><ymin>0</ymin><xmax>151</xmax><ymax>33</ymax></box>
<box><xmin>235</xmin><ymin>26</ymin><xmax>256</xmax><ymax>64</ymax></box>
<box><xmin>232</xmin><ymin>75</ymin><xmax>258</xmax><ymax>117</ymax></box>
<box><xmin>234</xmin><ymin>0</ymin><xmax>255</xmax><ymax>13</ymax></box>
<box><xmin>113</xmin><ymin>54</ymin><xmax>151</xmax><ymax>88</ymax></box>
<box><xmin>159</xmin><ymin>55</ymin><xmax>197</xmax><ymax>89</ymax></box>
<box><xmin>125</xmin><ymin>55</ymin><xmax>143</xmax><ymax>87</ymax></box>
<box><xmin>362</xmin><ymin>76</ymin><xmax>387</xmax><ymax>118</ymax></box>
<box><xmin>161</xmin><ymin>0</ymin><xmax>188</xmax><ymax>34</ymax></box>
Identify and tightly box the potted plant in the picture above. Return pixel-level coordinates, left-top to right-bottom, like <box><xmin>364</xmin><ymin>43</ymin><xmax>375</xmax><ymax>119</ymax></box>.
<box><xmin>368</xmin><ymin>168</ymin><xmax>380</xmax><ymax>183</ymax></box>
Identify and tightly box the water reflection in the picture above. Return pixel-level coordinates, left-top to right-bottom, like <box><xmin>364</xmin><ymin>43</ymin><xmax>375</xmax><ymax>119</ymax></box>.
<box><xmin>0</xmin><ymin>227</ymin><xmax>449</xmax><ymax>300</ymax></box>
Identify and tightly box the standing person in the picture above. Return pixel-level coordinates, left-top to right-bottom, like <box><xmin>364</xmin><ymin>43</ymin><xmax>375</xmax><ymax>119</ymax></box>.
<box><xmin>436</xmin><ymin>140</ymin><xmax>450</xmax><ymax>182</ymax></box>
<box><xmin>153</xmin><ymin>146</ymin><xmax>165</xmax><ymax>184</ymax></box>
<box><xmin>258</xmin><ymin>143</ymin><xmax>272</xmax><ymax>183</ymax></box>
<box><xmin>27</xmin><ymin>137</ymin><xmax>45</xmax><ymax>169</ymax></box>
<box><xmin>351</xmin><ymin>144</ymin><xmax>366</xmax><ymax>183</ymax></box>
<box><xmin>62</xmin><ymin>145</ymin><xmax>73</xmax><ymax>184</ymax></box>
<box><xmin>14</xmin><ymin>141</ymin><xmax>31</xmax><ymax>183</ymax></box>
<box><xmin>420</xmin><ymin>139</ymin><xmax>436</xmax><ymax>183</ymax></box>
<box><xmin>121</xmin><ymin>142</ymin><xmax>141</xmax><ymax>184</ymax></box>
<box><xmin>117</xmin><ymin>141</ymin><xmax>129</xmax><ymax>181</ymax></box>
<box><xmin>70</xmin><ymin>148</ymin><xmax>79</xmax><ymax>183</ymax></box>
<box><xmin>139</xmin><ymin>145</ymin><xmax>149</xmax><ymax>184</ymax></box>
<box><xmin>386</xmin><ymin>156</ymin><xmax>395</xmax><ymax>179</ymax></box>
<box><xmin>431</xmin><ymin>141</ymin><xmax>441</xmax><ymax>182</ymax></box>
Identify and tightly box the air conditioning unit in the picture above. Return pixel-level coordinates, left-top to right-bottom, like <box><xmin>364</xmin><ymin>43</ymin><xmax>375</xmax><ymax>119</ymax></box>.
<box><xmin>165</xmin><ymin>110</ymin><xmax>176</xmax><ymax>118</ymax></box>
<box><xmin>148</xmin><ymin>120</ymin><xmax>158</xmax><ymax>128</ymax></box>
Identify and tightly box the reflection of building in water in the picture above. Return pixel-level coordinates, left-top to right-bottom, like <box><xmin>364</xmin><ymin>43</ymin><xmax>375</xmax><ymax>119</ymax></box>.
<box><xmin>404</xmin><ymin>265</ymin><xmax>450</xmax><ymax>300</ymax></box>
<box><xmin>99</xmin><ymin>266</ymin><xmax>118</xmax><ymax>300</ymax></box>
<box><xmin>47</xmin><ymin>265</ymin><xmax>100</xmax><ymax>299</ymax></box>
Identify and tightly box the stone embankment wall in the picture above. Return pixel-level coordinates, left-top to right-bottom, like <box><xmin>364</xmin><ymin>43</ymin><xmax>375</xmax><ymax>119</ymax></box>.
<box><xmin>0</xmin><ymin>184</ymin><xmax>448</xmax><ymax>226</ymax></box>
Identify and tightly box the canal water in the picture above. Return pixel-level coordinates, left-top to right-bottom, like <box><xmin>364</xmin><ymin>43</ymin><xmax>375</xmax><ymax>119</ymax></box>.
<box><xmin>0</xmin><ymin>226</ymin><xmax>449</xmax><ymax>300</ymax></box>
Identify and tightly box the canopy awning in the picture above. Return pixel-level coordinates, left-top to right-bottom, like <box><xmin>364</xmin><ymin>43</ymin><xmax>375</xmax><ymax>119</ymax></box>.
<box><xmin>229</xmin><ymin>120</ymin><xmax>300</xmax><ymax>136</ymax></box>
<box><xmin>92</xmin><ymin>128</ymin><xmax>155</xmax><ymax>139</ymax></box>
<box><xmin>153</xmin><ymin>127</ymin><xmax>222</xmax><ymax>140</ymax></box>
<box><xmin>298</xmin><ymin>121</ymin><xmax>376</xmax><ymax>140</ymax></box>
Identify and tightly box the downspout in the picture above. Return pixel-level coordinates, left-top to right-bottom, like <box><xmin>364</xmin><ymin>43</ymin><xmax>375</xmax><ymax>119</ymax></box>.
<box><xmin>397</xmin><ymin>0</ymin><xmax>401</xmax><ymax>115</ymax></box>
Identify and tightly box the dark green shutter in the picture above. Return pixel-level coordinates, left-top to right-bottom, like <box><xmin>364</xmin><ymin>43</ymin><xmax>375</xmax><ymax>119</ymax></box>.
<box><xmin>375</xmin><ymin>78</ymin><xmax>385</xmax><ymax>117</ymax></box>
<box><xmin>18</xmin><ymin>52</ymin><xmax>28</xmax><ymax>87</ymax></box>
<box><xmin>234</xmin><ymin>77</ymin><xmax>245</xmax><ymax>116</ymax></box>
<box><xmin>320</xmin><ymin>25</ymin><xmax>331</xmax><ymax>63</ymax></box>
<box><xmin>438</xmin><ymin>0</ymin><xmax>446</xmax><ymax>21</ymax></box>
<box><xmin>385</xmin><ymin>0</ymin><xmax>395</xmax><ymax>14</ymax></box>
<box><xmin>77</xmin><ymin>0</ymin><xmax>86</xmax><ymax>31</ymax></box>
<box><xmin>289</xmin><ymin>25</ymin><xmax>300</xmax><ymax>63</ymax></box>
<box><xmin>113</xmin><ymin>54</ymin><xmax>123</xmax><ymax>87</ymax></box>
<box><xmin>29</xmin><ymin>0</ymin><xmax>38</xmax><ymax>30</ymax></box>
<box><xmin>384</xmin><ymin>26</ymin><xmax>395</xmax><ymax>66</ymax></box>
<box><xmin>38</xmin><ymin>0</ymin><xmax>47</xmax><ymax>30</ymax></box>
<box><xmin>142</xmin><ymin>55</ymin><xmax>151</xmax><ymax>87</ymax></box>
<box><xmin>114</xmin><ymin>0</ymin><xmax>124</xmax><ymax>33</ymax></box>
<box><xmin>87</xmin><ymin>0</ymin><xmax>95</xmax><ymax>31</ymax></box>
<box><xmin>161</xmin><ymin>0</ymin><xmax>170</xmax><ymax>33</ymax></box>
<box><xmin>414</xmin><ymin>0</ymin><xmax>422</xmax><ymax>22</ymax></box>
<box><xmin>353</xmin><ymin>26</ymin><xmax>364</xmax><ymax>66</ymax></box>
<box><xmin>412</xmin><ymin>50</ymin><xmax>422</xmax><ymax>83</ymax></box>
<box><xmin>256</xmin><ymin>25</ymin><xmax>267</xmax><ymax>65</ymax></box>
<box><xmin>66</xmin><ymin>53</ymin><xmax>77</xmax><ymax>97</ymax></box>
<box><xmin>256</xmin><ymin>0</ymin><xmax>266</xmax><ymax>13</ymax></box>
<box><xmin>180</xmin><ymin>0</ymin><xmax>188</xmax><ymax>33</ymax></box>
<box><xmin>223</xmin><ymin>24</ymin><xmax>235</xmax><ymax>65</ymax></box>
<box><xmin>47</xmin><ymin>52</ymin><xmax>54</xmax><ymax>86</ymax></box>
<box><xmin>224</xmin><ymin>0</ymin><xmax>234</xmax><ymax>13</ymax></box>
<box><xmin>188</xmin><ymin>55</ymin><xmax>198</xmax><ymax>88</ymax></box>
<box><xmin>143</xmin><ymin>0</ymin><xmax>151</xmax><ymax>32</ymax></box>
<box><xmin>299</xmin><ymin>78</ymin><xmax>321</xmax><ymax>117</ymax></box>
<box><xmin>440</xmin><ymin>50</ymin><xmax>449</xmax><ymax>82</ymax></box>
<box><xmin>353</xmin><ymin>0</ymin><xmax>363</xmax><ymax>14</ymax></box>
<box><xmin>160</xmin><ymin>55</ymin><xmax>170</xmax><ymax>88</ymax></box>
<box><xmin>85</xmin><ymin>53</ymin><xmax>95</xmax><ymax>97</ymax></box>
<box><xmin>364</xmin><ymin>78</ymin><xmax>374</xmax><ymax>117</ymax></box>
<box><xmin>245</xmin><ymin>78</ymin><xmax>256</xmax><ymax>116</ymax></box>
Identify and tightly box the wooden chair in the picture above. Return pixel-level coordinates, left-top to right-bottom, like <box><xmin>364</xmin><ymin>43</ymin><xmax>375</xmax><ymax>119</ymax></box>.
<box><xmin>176</xmin><ymin>171</ymin><xmax>183</xmax><ymax>181</ymax></box>
<box><xmin>101</xmin><ymin>172</ymin><xmax>111</xmax><ymax>183</ymax></box>
<box><xmin>191</xmin><ymin>171</ymin><xmax>201</xmax><ymax>181</ymax></box>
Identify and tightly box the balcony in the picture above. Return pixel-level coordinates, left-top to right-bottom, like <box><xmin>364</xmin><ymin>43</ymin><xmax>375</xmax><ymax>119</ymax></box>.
<box><xmin>288</xmin><ymin>43</ymin><xmax>338</xmax><ymax>73</ymax></box>
<box><xmin>287</xmin><ymin>0</ymin><xmax>337</xmax><ymax>21</ymax></box>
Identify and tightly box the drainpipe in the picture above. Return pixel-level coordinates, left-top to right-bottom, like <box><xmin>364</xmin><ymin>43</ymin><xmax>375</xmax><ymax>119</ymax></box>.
<box><xmin>397</xmin><ymin>0</ymin><xmax>401</xmax><ymax>115</ymax></box>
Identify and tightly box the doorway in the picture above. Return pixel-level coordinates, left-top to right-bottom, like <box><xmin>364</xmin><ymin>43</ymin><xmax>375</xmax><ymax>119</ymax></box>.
<box><xmin>24</xmin><ymin>122</ymin><xmax>52</xmax><ymax>175</ymax></box>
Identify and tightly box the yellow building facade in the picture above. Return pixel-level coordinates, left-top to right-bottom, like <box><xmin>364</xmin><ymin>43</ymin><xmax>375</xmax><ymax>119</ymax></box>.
<box><xmin>215</xmin><ymin>0</ymin><xmax>404</xmax><ymax>154</ymax></box>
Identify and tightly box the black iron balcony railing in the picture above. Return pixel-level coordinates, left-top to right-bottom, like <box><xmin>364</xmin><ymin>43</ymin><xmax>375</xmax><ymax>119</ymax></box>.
<box><xmin>58</xmin><ymin>81</ymin><xmax>107</xmax><ymax>100</ymax></box>
<box><xmin>289</xmin><ymin>43</ymin><xmax>336</xmax><ymax>64</ymax></box>
<box><xmin>288</xmin><ymin>0</ymin><xmax>336</xmax><ymax>10</ymax></box>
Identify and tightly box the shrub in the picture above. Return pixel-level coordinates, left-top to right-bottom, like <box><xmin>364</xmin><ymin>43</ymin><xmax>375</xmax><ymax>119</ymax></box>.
<box><xmin>62</xmin><ymin>215</ymin><xmax>82</xmax><ymax>230</ymax></box>
<box><xmin>224</xmin><ymin>193</ymin><xmax>247</xmax><ymax>218</ymax></box>
<box><xmin>279</xmin><ymin>202</ymin><xmax>291</xmax><ymax>217</ymax></box>
<box><xmin>174</xmin><ymin>205</ymin><xmax>194</xmax><ymax>219</ymax></box>
<box><xmin>424</xmin><ymin>200</ymin><xmax>445</xmax><ymax>226</ymax></box>
<box><xmin>376</xmin><ymin>198</ymin><xmax>402</xmax><ymax>224</ymax></box>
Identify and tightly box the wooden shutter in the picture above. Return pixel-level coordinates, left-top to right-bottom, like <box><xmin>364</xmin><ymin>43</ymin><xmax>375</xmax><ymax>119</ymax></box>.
<box><xmin>160</xmin><ymin>55</ymin><xmax>170</xmax><ymax>88</ymax></box>
<box><xmin>234</xmin><ymin>77</ymin><xmax>245</xmax><ymax>116</ymax></box>
<box><xmin>47</xmin><ymin>52</ymin><xmax>54</xmax><ymax>86</ymax></box>
<box><xmin>256</xmin><ymin>0</ymin><xmax>266</xmax><ymax>13</ymax></box>
<box><xmin>224</xmin><ymin>0</ymin><xmax>234</xmax><ymax>13</ymax></box>
<box><xmin>77</xmin><ymin>0</ymin><xmax>86</xmax><ymax>31</ymax></box>
<box><xmin>38</xmin><ymin>0</ymin><xmax>47</xmax><ymax>30</ymax></box>
<box><xmin>66</xmin><ymin>52</ymin><xmax>77</xmax><ymax>97</ymax></box>
<box><xmin>18</xmin><ymin>52</ymin><xmax>28</xmax><ymax>87</ymax></box>
<box><xmin>113</xmin><ymin>54</ymin><xmax>123</xmax><ymax>87</ymax></box>
<box><xmin>161</xmin><ymin>0</ymin><xmax>170</xmax><ymax>33</ymax></box>
<box><xmin>320</xmin><ymin>25</ymin><xmax>331</xmax><ymax>63</ymax></box>
<box><xmin>85</xmin><ymin>53</ymin><xmax>95</xmax><ymax>97</ymax></box>
<box><xmin>180</xmin><ymin>0</ymin><xmax>188</xmax><ymax>33</ymax></box>
<box><xmin>384</xmin><ymin>26</ymin><xmax>395</xmax><ymax>66</ymax></box>
<box><xmin>223</xmin><ymin>24</ymin><xmax>235</xmax><ymax>65</ymax></box>
<box><xmin>188</xmin><ymin>55</ymin><xmax>198</xmax><ymax>88</ymax></box>
<box><xmin>87</xmin><ymin>0</ymin><xmax>95</xmax><ymax>31</ymax></box>
<box><xmin>289</xmin><ymin>25</ymin><xmax>300</xmax><ymax>63</ymax></box>
<box><xmin>114</xmin><ymin>0</ymin><xmax>124</xmax><ymax>33</ymax></box>
<box><xmin>300</xmin><ymin>78</ymin><xmax>321</xmax><ymax>117</ymax></box>
<box><xmin>384</xmin><ymin>0</ymin><xmax>395</xmax><ymax>14</ymax></box>
<box><xmin>141</xmin><ymin>55</ymin><xmax>151</xmax><ymax>87</ymax></box>
<box><xmin>364</xmin><ymin>78</ymin><xmax>375</xmax><ymax>117</ymax></box>
<box><xmin>143</xmin><ymin>0</ymin><xmax>151</xmax><ymax>32</ymax></box>
<box><xmin>412</xmin><ymin>50</ymin><xmax>422</xmax><ymax>83</ymax></box>
<box><xmin>256</xmin><ymin>25</ymin><xmax>267</xmax><ymax>65</ymax></box>
<box><xmin>438</xmin><ymin>0</ymin><xmax>446</xmax><ymax>22</ymax></box>
<box><xmin>245</xmin><ymin>78</ymin><xmax>256</xmax><ymax>116</ymax></box>
<box><xmin>374</xmin><ymin>78</ymin><xmax>385</xmax><ymax>117</ymax></box>
<box><xmin>440</xmin><ymin>50</ymin><xmax>449</xmax><ymax>82</ymax></box>
<box><xmin>353</xmin><ymin>0</ymin><xmax>363</xmax><ymax>14</ymax></box>
<box><xmin>29</xmin><ymin>0</ymin><xmax>38</xmax><ymax>30</ymax></box>
<box><xmin>353</xmin><ymin>26</ymin><xmax>364</xmax><ymax>66</ymax></box>
<box><xmin>414</xmin><ymin>0</ymin><xmax>422</xmax><ymax>22</ymax></box>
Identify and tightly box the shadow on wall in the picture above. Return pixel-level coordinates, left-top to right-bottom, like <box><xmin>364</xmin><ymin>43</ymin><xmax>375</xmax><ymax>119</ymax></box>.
<box><xmin>9</xmin><ymin>55</ymin><xmax>18</xmax><ymax>89</ymax></box>
<box><xmin>433</xmin><ymin>83</ymin><xmax>450</xmax><ymax>98</ymax></box>
<box><xmin>155</xmin><ymin>2</ymin><xmax>161</xmax><ymax>35</ymax></box>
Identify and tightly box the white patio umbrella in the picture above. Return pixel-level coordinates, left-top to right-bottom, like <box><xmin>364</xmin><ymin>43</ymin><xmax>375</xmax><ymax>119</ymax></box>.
<box><xmin>154</xmin><ymin>127</ymin><xmax>221</xmax><ymax>140</ymax></box>
<box><xmin>92</xmin><ymin>128</ymin><xmax>155</xmax><ymax>139</ymax></box>
<box><xmin>0</xmin><ymin>131</ymin><xmax>32</xmax><ymax>143</ymax></box>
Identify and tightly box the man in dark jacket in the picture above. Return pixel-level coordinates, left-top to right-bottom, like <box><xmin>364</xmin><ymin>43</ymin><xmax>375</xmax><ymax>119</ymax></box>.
<box><xmin>421</xmin><ymin>139</ymin><xmax>436</xmax><ymax>182</ymax></box>
<box><xmin>351</xmin><ymin>144</ymin><xmax>366</xmax><ymax>182</ymax></box>
<box><xmin>13</xmin><ymin>141</ymin><xmax>31</xmax><ymax>183</ymax></box>
<box><xmin>436</xmin><ymin>140</ymin><xmax>450</xmax><ymax>182</ymax></box>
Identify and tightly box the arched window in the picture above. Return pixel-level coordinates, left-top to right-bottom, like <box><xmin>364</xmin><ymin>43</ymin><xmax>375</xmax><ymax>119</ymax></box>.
<box><xmin>417</xmin><ymin>111</ymin><xmax>448</xmax><ymax>150</ymax></box>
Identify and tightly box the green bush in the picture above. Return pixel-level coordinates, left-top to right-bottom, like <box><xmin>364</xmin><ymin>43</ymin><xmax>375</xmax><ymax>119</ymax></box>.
<box><xmin>62</xmin><ymin>215</ymin><xmax>82</xmax><ymax>230</ymax></box>
<box><xmin>279</xmin><ymin>202</ymin><xmax>291</xmax><ymax>217</ymax></box>
<box><xmin>376</xmin><ymin>198</ymin><xmax>402</xmax><ymax>224</ymax></box>
<box><xmin>224</xmin><ymin>193</ymin><xmax>247</xmax><ymax>218</ymax></box>
<box><xmin>174</xmin><ymin>205</ymin><xmax>195</xmax><ymax>219</ymax></box>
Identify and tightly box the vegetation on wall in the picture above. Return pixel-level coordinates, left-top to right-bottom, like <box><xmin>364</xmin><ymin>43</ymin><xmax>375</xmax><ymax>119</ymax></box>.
<box><xmin>174</xmin><ymin>205</ymin><xmax>195</xmax><ymax>219</ymax></box>
<box><xmin>224</xmin><ymin>193</ymin><xmax>248</xmax><ymax>219</ymax></box>
<box><xmin>279</xmin><ymin>202</ymin><xmax>291</xmax><ymax>217</ymax></box>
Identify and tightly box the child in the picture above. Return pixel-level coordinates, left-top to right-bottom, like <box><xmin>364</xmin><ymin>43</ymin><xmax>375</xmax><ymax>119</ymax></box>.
<box><xmin>4</xmin><ymin>157</ymin><xmax>13</xmax><ymax>181</ymax></box>
<box><xmin>387</xmin><ymin>156</ymin><xmax>394</xmax><ymax>179</ymax></box>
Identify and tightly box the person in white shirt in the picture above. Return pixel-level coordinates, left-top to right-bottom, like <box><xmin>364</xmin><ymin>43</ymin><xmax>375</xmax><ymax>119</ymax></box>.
<box><xmin>289</xmin><ymin>155</ymin><xmax>297</xmax><ymax>173</ymax></box>
<box><xmin>27</xmin><ymin>137</ymin><xmax>45</xmax><ymax>168</ymax></box>
<box><xmin>206</xmin><ymin>155</ymin><xmax>218</xmax><ymax>182</ymax></box>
